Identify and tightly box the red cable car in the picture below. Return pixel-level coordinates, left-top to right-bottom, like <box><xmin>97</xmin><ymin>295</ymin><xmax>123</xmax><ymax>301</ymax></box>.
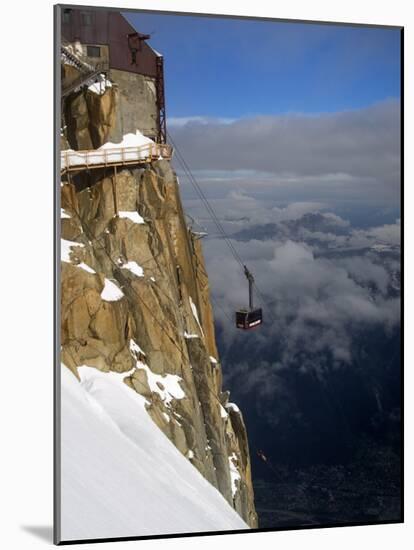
<box><xmin>235</xmin><ymin>266</ymin><xmax>263</xmax><ymax>329</ymax></box>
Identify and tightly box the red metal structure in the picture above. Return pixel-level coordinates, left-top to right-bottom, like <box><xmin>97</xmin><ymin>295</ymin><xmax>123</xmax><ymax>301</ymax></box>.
<box><xmin>61</xmin><ymin>8</ymin><xmax>167</xmax><ymax>143</ymax></box>
<box><xmin>156</xmin><ymin>56</ymin><xmax>167</xmax><ymax>145</ymax></box>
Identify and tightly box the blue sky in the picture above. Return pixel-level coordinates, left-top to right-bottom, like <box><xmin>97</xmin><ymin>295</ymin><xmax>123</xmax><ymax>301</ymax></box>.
<box><xmin>124</xmin><ymin>11</ymin><xmax>401</xmax><ymax>227</ymax></box>
<box><xmin>124</xmin><ymin>12</ymin><xmax>401</xmax><ymax>118</ymax></box>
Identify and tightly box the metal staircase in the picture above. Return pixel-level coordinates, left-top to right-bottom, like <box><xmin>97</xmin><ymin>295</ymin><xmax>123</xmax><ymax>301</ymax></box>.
<box><xmin>61</xmin><ymin>44</ymin><xmax>109</xmax><ymax>99</ymax></box>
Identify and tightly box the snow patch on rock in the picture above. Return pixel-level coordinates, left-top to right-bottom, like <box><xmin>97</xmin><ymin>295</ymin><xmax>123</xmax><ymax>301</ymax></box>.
<box><xmin>184</xmin><ymin>331</ymin><xmax>199</xmax><ymax>339</ymax></box>
<box><xmin>61</xmin><ymin>239</ymin><xmax>85</xmax><ymax>263</ymax></box>
<box><xmin>118</xmin><ymin>211</ymin><xmax>145</xmax><ymax>224</ymax></box>
<box><xmin>122</xmin><ymin>260</ymin><xmax>144</xmax><ymax>277</ymax></box>
<box><xmin>130</xmin><ymin>338</ymin><xmax>146</xmax><ymax>357</ymax></box>
<box><xmin>135</xmin><ymin>361</ymin><xmax>185</xmax><ymax>406</ymax></box>
<box><xmin>226</xmin><ymin>402</ymin><xmax>241</xmax><ymax>414</ymax></box>
<box><xmin>101</xmin><ymin>278</ymin><xmax>124</xmax><ymax>301</ymax></box>
<box><xmin>77</xmin><ymin>262</ymin><xmax>96</xmax><ymax>274</ymax></box>
<box><xmin>189</xmin><ymin>296</ymin><xmax>205</xmax><ymax>337</ymax></box>
<box><xmin>220</xmin><ymin>404</ymin><xmax>229</xmax><ymax>420</ymax></box>
<box><xmin>228</xmin><ymin>453</ymin><xmax>241</xmax><ymax>498</ymax></box>
<box><xmin>88</xmin><ymin>74</ymin><xmax>113</xmax><ymax>95</ymax></box>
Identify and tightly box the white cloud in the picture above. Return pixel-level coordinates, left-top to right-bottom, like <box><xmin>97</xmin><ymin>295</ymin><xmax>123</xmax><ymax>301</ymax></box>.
<box><xmin>172</xmin><ymin>99</ymin><xmax>400</xmax><ymax>208</ymax></box>
<box><xmin>168</xmin><ymin>116</ymin><xmax>236</xmax><ymax>127</ymax></box>
<box><xmin>203</xmin><ymin>210</ymin><xmax>400</xmax><ymax>375</ymax></box>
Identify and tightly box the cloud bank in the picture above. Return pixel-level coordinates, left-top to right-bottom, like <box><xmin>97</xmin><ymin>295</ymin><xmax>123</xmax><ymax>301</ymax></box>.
<box><xmin>172</xmin><ymin>99</ymin><xmax>401</xmax><ymax>208</ymax></box>
<box><xmin>203</xmin><ymin>210</ymin><xmax>400</xmax><ymax>377</ymax></box>
<box><xmin>173</xmin><ymin>99</ymin><xmax>401</xmax><ymax>385</ymax></box>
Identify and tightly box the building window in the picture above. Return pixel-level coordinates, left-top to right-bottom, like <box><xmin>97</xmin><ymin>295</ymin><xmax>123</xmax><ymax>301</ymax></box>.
<box><xmin>62</xmin><ymin>9</ymin><xmax>71</xmax><ymax>24</ymax></box>
<box><xmin>81</xmin><ymin>11</ymin><xmax>93</xmax><ymax>26</ymax></box>
<box><xmin>87</xmin><ymin>45</ymin><xmax>101</xmax><ymax>58</ymax></box>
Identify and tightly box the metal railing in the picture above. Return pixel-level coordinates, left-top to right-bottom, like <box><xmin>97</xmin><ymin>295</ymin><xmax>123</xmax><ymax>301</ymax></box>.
<box><xmin>62</xmin><ymin>63</ymin><xmax>110</xmax><ymax>99</ymax></box>
<box><xmin>61</xmin><ymin>142</ymin><xmax>173</xmax><ymax>174</ymax></box>
<box><xmin>61</xmin><ymin>42</ymin><xmax>111</xmax><ymax>99</ymax></box>
<box><xmin>61</xmin><ymin>43</ymin><xmax>95</xmax><ymax>73</ymax></box>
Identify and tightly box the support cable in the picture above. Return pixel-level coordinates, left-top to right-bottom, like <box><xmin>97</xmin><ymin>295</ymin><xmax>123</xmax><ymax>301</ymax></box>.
<box><xmin>167</xmin><ymin>131</ymin><xmax>276</xmax><ymax>322</ymax></box>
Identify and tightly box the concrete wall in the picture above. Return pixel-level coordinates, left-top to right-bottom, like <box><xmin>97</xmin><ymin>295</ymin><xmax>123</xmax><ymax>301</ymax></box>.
<box><xmin>109</xmin><ymin>69</ymin><xmax>158</xmax><ymax>142</ymax></box>
<box><xmin>64</xmin><ymin>41</ymin><xmax>159</xmax><ymax>143</ymax></box>
<box><xmin>64</xmin><ymin>41</ymin><xmax>110</xmax><ymax>67</ymax></box>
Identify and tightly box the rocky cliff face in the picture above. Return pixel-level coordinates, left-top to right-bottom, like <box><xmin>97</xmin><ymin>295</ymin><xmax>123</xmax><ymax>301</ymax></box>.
<box><xmin>60</xmin><ymin>63</ymin><xmax>257</xmax><ymax>527</ymax></box>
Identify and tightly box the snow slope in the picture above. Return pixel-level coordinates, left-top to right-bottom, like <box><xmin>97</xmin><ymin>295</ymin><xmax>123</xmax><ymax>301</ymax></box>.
<box><xmin>60</xmin><ymin>366</ymin><xmax>248</xmax><ymax>542</ymax></box>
